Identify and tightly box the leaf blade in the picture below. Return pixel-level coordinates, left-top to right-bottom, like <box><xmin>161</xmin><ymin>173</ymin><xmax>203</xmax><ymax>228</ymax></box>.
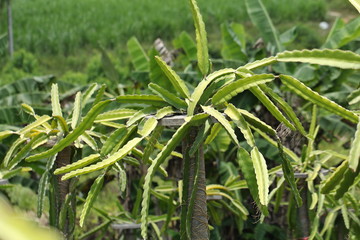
<box><xmin>62</xmin><ymin>138</ymin><xmax>142</xmax><ymax>180</ymax></box>
<box><xmin>18</xmin><ymin>115</ymin><xmax>52</xmax><ymax>136</ymax></box>
<box><xmin>51</xmin><ymin>83</ymin><xmax>62</xmax><ymax>118</ymax></box>
<box><xmin>188</xmin><ymin>68</ymin><xmax>235</xmax><ymax>115</ymax></box>
<box><xmin>127</xmin><ymin>36</ymin><xmax>149</xmax><ymax>71</ymax></box>
<box><xmin>54</xmin><ymin>154</ymin><xmax>101</xmax><ymax>175</ymax></box>
<box><xmin>149</xmin><ymin>83</ymin><xmax>187</xmax><ymax>110</ymax></box>
<box><xmin>80</xmin><ymin>174</ymin><xmax>105</xmax><ymax>227</ymax></box>
<box><xmin>26</xmin><ymin>100</ymin><xmax>112</xmax><ymax>162</ymax></box>
<box><xmin>155</xmin><ymin>56</ymin><xmax>190</xmax><ymax>99</ymax></box>
<box><xmin>349</xmin><ymin>118</ymin><xmax>360</xmax><ymax>171</ymax></box>
<box><xmin>71</xmin><ymin>92</ymin><xmax>82</xmax><ymax>130</ymax></box>
<box><xmin>279</xmin><ymin>75</ymin><xmax>358</xmax><ymax>123</ymax></box>
<box><xmin>95</xmin><ymin>108</ymin><xmax>137</xmax><ymax>123</ymax></box>
<box><xmin>116</xmin><ymin>94</ymin><xmax>168</xmax><ymax>107</ymax></box>
<box><xmin>225</xmin><ymin>104</ymin><xmax>255</xmax><ymax>147</ymax></box>
<box><xmin>245</xmin><ymin>0</ymin><xmax>282</xmax><ymax>52</ymax></box>
<box><xmin>237</xmin><ymin>148</ymin><xmax>268</xmax><ymax>214</ymax></box>
<box><xmin>277</xmin><ymin>141</ymin><xmax>303</xmax><ymax>206</ymax></box>
<box><xmin>277</xmin><ymin>49</ymin><xmax>360</xmax><ymax>69</ymax></box>
<box><xmin>322</xmin><ymin>17</ymin><xmax>360</xmax><ymax>49</ymax></box>
<box><xmin>202</xmin><ymin>105</ymin><xmax>239</xmax><ymax>147</ymax></box>
<box><xmin>250</xmin><ymin>147</ymin><xmax>269</xmax><ymax>205</ymax></box>
<box><xmin>259</xmin><ymin>84</ymin><xmax>306</xmax><ymax>136</ymax></box>
<box><xmin>212</xmin><ymin>74</ymin><xmax>274</xmax><ymax>105</ymax></box>
<box><xmin>250</xmin><ymin>86</ymin><xmax>295</xmax><ymax>131</ymax></box>
<box><xmin>189</xmin><ymin>0</ymin><xmax>209</xmax><ymax>75</ymax></box>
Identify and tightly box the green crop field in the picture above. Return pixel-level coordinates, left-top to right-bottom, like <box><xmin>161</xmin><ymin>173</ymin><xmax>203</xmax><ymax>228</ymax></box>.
<box><xmin>2</xmin><ymin>0</ymin><xmax>329</xmax><ymax>55</ymax></box>
<box><xmin>0</xmin><ymin>0</ymin><xmax>357</xmax><ymax>79</ymax></box>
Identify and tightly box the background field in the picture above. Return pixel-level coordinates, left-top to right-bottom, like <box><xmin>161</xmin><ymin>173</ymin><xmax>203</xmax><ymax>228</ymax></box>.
<box><xmin>5</xmin><ymin>0</ymin><xmax>328</xmax><ymax>54</ymax></box>
<box><xmin>0</xmin><ymin>0</ymin><xmax>357</xmax><ymax>81</ymax></box>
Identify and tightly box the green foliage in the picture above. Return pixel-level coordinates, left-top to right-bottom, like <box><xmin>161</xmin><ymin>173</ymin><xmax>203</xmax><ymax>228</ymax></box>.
<box><xmin>141</xmin><ymin>114</ymin><xmax>208</xmax><ymax>239</ymax></box>
<box><xmin>3</xmin><ymin>49</ymin><xmax>38</xmax><ymax>73</ymax></box>
<box><xmin>0</xmin><ymin>50</ymin><xmax>39</xmax><ymax>85</ymax></box>
<box><xmin>173</xmin><ymin>31</ymin><xmax>197</xmax><ymax>62</ymax></box>
<box><xmin>279</xmin><ymin>75</ymin><xmax>358</xmax><ymax>123</ymax></box>
<box><xmin>54</xmin><ymin>154</ymin><xmax>101</xmax><ymax>175</ymax></box>
<box><xmin>127</xmin><ymin>37</ymin><xmax>149</xmax><ymax>72</ymax></box>
<box><xmin>212</xmin><ymin>74</ymin><xmax>274</xmax><ymax>105</ymax></box>
<box><xmin>85</xmin><ymin>58</ymin><xmax>103</xmax><ymax>82</ymax></box>
<box><xmin>189</xmin><ymin>0</ymin><xmax>209</xmax><ymax>76</ymax></box>
<box><xmin>188</xmin><ymin>68</ymin><xmax>235</xmax><ymax>115</ymax></box>
<box><xmin>1</xmin><ymin>1</ymin><xmax>360</xmax><ymax>239</ymax></box>
<box><xmin>7</xmin><ymin>0</ymin><xmax>326</xmax><ymax>55</ymax></box>
<box><xmin>208</xmin><ymin>126</ymin><xmax>231</xmax><ymax>152</ymax></box>
<box><xmin>116</xmin><ymin>95</ymin><xmax>167</xmax><ymax>107</ymax></box>
<box><xmin>80</xmin><ymin>174</ymin><xmax>105</xmax><ymax>227</ymax></box>
<box><xmin>237</xmin><ymin>148</ymin><xmax>267</xmax><ymax>213</ymax></box>
<box><xmin>221</xmin><ymin>23</ymin><xmax>247</xmax><ymax>62</ymax></box>
<box><xmin>349</xmin><ymin>119</ymin><xmax>360</xmax><ymax>171</ymax></box>
<box><xmin>259</xmin><ymin>84</ymin><xmax>307</xmax><ymax>135</ymax></box>
<box><xmin>61</xmin><ymin>71</ymin><xmax>88</xmax><ymax>85</ymax></box>
<box><xmin>4</xmin><ymin>184</ymin><xmax>38</xmax><ymax>211</ymax></box>
<box><xmin>323</xmin><ymin>17</ymin><xmax>360</xmax><ymax>49</ymax></box>
<box><xmin>225</xmin><ymin>103</ymin><xmax>255</xmax><ymax>147</ymax></box>
<box><xmin>26</xmin><ymin>99</ymin><xmax>112</xmax><ymax>162</ymax></box>
<box><xmin>86</xmin><ymin>54</ymin><xmax>123</xmax><ymax>87</ymax></box>
<box><xmin>245</xmin><ymin>0</ymin><xmax>283</xmax><ymax>53</ymax></box>
<box><xmin>155</xmin><ymin>56</ymin><xmax>190</xmax><ymax>99</ymax></box>
<box><xmin>250</xmin><ymin>147</ymin><xmax>269</xmax><ymax>205</ymax></box>
<box><xmin>149</xmin><ymin>83</ymin><xmax>187</xmax><ymax>110</ymax></box>
<box><xmin>277</xmin><ymin>142</ymin><xmax>303</xmax><ymax>207</ymax></box>
<box><xmin>202</xmin><ymin>105</ymin><xmax>239</xmax><ymax>146</ymax></box>
<box><xmin>250</xmin><ymin>86</ymin><xmax>296</xmax><ymax>131</ymax></box>
<box><xmin>277</xmin><ymin>49</ymin><xmax>360</xmax><ymax>69</ymax></box>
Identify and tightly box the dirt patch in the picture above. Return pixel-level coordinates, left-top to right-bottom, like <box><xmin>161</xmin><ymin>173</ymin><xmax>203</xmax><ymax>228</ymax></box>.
<box><xmin>328</xmin><ymin>10</ymin><xmax>357</xmax><ymax>23</ymax></box>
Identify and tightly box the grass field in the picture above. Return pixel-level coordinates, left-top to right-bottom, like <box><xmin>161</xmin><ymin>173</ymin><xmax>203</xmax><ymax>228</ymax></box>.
<box><xmin>0</xmin><ymin>0</ymin><xmax>357</xmax><ymax>80</ymax></box>
<box><xmin>2</xmin><ymin>0</ymin><xmax>329</xmax><ymax>55</ymax></box>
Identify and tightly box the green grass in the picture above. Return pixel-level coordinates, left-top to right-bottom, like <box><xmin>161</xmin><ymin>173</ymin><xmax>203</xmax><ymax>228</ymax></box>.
<box><xmin>2</xmin><ymin>0</ymin><xmax>327</xmax><ymax>55</ymax></box>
